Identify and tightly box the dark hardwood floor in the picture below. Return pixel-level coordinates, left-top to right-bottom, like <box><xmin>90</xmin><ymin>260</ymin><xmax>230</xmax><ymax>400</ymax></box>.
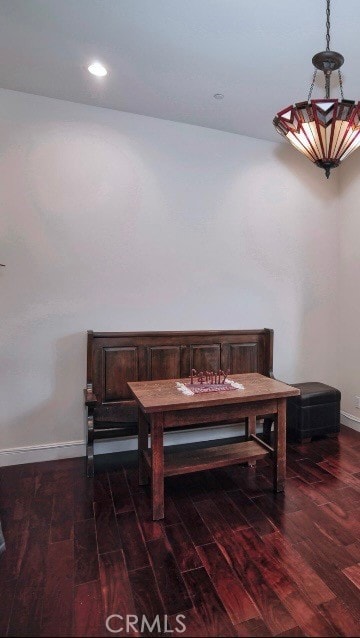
<box><xmin>1</xmin><ymin>426</ymin><xmax>360</xmax><ymax>637</ymax></box>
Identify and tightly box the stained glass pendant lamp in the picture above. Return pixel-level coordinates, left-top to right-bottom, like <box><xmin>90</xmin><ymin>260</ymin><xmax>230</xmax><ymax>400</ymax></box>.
<box><xmin>273</xmin><ymin>0</ymin><xmax>360</xmax><ymax>178</ymax></box>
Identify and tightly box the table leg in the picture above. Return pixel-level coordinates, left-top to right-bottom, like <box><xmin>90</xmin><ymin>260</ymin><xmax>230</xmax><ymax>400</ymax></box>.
<box><xmin>138</xmin><ymin>410</ymin><xmax>149</xmax><ymax>486</ymax></box>
<box><xmin>247</xmin><ymin>414</ymin><xmax>256</xmax><ymax>438</ymax></box>
<box><xmin>247</xmin><ymin>414</ymin><xmax>257</xmax><ymax>466</ymax></box>
<box><xmin>151</xmin><ymin>413</ymin><xmax>164</xmax><ymax>520</ymax></box>
<box><xmin>274</xmin><ymin>398</ymin><xmax>286</xmax><ymax>492</ymax></box>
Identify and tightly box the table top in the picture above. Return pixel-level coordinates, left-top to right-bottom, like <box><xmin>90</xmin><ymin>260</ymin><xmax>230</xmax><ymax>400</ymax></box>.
<box><xmin>128</xmin><ymin>372</ymin><xmax>300</xmax><ymax>413</ymax></box>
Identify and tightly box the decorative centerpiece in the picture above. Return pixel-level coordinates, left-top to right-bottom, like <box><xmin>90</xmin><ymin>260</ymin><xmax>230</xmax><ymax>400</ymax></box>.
<box><xmin>176</xmin><ymin>369</ymin><xmax>244</xmax><ymax>396</ymax></box>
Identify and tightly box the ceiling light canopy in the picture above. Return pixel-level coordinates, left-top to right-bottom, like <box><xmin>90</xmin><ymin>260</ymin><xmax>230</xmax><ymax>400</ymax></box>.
<box><xmin>273</xmin><ymin>0</ymin><xmax>360</xmax><ymax>178</ymax></box>
<box><xmin>88</xmin><ymin>62</ymin><xmax>107</xmax><ymax>77</ymax></box>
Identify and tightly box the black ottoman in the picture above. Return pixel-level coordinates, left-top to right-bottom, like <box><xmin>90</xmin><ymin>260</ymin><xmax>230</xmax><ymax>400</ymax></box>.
<box><xmin>286</xmin><ymin>382</ymin><xmax>341</xmax><ymax>443</ymax></box>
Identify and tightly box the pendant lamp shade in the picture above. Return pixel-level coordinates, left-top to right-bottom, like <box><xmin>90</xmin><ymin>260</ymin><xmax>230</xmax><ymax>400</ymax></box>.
<box><xmin>274</xmin><ymin>98</ymin><xmax>360</xmax><ymax>178</ymax></box>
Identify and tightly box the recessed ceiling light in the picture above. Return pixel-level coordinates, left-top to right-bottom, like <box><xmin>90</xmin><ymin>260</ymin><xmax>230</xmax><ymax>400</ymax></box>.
<box><xmin>213</xmin><ymin>93</ymin><xmax>224</xmax><ymax>100</ymax></box>
<box><xmin>88</xmin><ymin>62</ymin><xmax>107</xmax><ymax>77</ymax></box>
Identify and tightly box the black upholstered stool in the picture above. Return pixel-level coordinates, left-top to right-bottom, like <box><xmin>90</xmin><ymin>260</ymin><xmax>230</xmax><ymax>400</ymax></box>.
<box><xmin>263</xmin><ymin>382</ymin><xmax>341</xmax><ymax>444</ymax></box>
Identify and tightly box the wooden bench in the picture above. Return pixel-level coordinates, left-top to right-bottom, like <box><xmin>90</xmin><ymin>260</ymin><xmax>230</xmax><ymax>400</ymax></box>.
<box><xmin>84</xmin><ymin>329</ymin><xmax>274</xmax><ymax>476</ymax></box>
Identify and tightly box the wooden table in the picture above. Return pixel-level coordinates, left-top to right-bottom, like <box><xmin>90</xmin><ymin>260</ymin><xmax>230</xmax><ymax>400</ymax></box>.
<box><xmin>128</xmin><ymin>373</ymin><xmax>300</xmax><ymax>520</ymax></box>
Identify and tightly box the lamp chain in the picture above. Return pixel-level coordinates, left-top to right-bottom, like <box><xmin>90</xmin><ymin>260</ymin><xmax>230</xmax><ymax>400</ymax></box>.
<box><xmin>338</xmin><ymin>69</ymin><xmax>344</xmax><ymax>99</ymax></box>
<box><xmin>325</xmin><ymin>0</ymin><xmax>331</xmax><ymax>99</ymax></box>
<box><xmin>326</xmin><ymin>0</ymin><xmax>331</xmax><ymax>51</ymax></box>
<box><xmin>308</xmin><ymin>69</ymin><xmax>318</xmax><ymax>101</ymax></box>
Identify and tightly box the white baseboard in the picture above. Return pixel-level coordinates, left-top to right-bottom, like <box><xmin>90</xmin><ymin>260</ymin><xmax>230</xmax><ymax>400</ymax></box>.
<box><xmin>0</xmin><ymin>422</ymin><xmax>253</xmax><ymax>467</ymax></box>
<box><xmin>0</xmin><ymin>440</ymin><xmax>86</xmax><ymax>467</ymax></box>
<box><xmin>2</xmin><ymin>415</ymin><xmax>359</xmax><ymax>468</ymax></box>
<box><xmin>341</xmin><ymin>410</ymin><xmax>360</xmax><ymax>432</ymax></box>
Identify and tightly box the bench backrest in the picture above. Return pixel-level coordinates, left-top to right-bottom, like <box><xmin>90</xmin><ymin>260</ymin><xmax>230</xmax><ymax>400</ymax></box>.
<box><xmin>87</xmin><ymin>329</ymin><xmax>274</xmax><ymax>424</ymax></box>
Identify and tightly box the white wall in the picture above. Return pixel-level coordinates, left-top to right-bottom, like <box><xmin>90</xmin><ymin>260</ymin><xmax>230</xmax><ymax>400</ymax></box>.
<box><xmin>0</xmin><ymin>89</ymin><xmax>340</xmax><ymax>462</ymax></box>
<box><xmin>338</xmin><ymin>156</ymin><xmax>360</xmax><ymax>431</ymax></box>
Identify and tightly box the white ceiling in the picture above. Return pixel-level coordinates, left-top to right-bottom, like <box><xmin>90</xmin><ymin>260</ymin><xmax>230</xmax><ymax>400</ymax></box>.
<box><xmin>1</xmin><ymin>0</ymin><xmax>359</xmax><ymax>142</ymax></box>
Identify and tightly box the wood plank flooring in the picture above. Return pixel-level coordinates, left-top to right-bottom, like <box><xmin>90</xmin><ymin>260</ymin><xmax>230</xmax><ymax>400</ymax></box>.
<box><xmin>1</xmin><ymin>426</ymin><xmax>360</xmax><ymax>637</ymax></box>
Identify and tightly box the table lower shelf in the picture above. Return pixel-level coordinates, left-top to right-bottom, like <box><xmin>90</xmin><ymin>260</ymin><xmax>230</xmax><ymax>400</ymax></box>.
<box><xmin>143</xmin><ymin>439</ymin><xmax>269</xmax><ymax>478</ymax></box>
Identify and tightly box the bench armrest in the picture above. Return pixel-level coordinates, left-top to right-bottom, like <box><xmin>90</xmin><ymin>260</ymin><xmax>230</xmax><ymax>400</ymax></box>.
<box><xmin>84</xmin><ymin>388</ymin><xmax>98</xmax><ymax>407</ymax></box>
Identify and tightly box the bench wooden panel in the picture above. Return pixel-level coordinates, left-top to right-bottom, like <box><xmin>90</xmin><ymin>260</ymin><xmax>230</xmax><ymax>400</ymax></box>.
<box><xmin>84</xmin><ymin>329</ymin><xmax>274</xmax><ymax>476</ymax></box>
